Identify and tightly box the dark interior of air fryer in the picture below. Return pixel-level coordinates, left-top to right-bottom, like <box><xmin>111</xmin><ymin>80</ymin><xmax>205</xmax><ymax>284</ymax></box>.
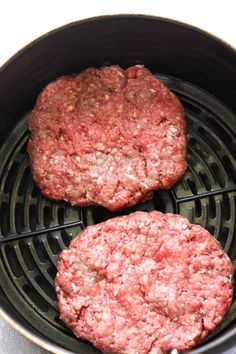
<box><xmin>0</xmin><ymin>16</ymin><xmax>236</xmax><ymax>354</ymax></box>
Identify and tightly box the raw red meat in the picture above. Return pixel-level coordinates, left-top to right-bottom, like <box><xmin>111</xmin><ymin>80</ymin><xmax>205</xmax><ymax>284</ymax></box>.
<box><xmin>55</xmin><ymin>211</ymin><xmax>234</xmax><ymax>354</ymax></box>
<box><xmin>28</xmin><ymin>65</ymin><xmax>186</xmax><ymax>210</ymax></box>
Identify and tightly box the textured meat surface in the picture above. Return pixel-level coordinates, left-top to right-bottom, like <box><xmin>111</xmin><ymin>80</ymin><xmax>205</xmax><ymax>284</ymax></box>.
<box><xmin>55</xmin><ymin>211</ymin><xmax>234</xmax><ymax>354</ymax></box>
<box><xmin>28</xmin><ymin>65</ymin><xmax>186</xmax><ymax>210</ymax></box>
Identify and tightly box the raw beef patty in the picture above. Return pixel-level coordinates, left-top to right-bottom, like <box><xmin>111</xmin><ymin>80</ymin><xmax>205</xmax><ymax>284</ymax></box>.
<box><xmin>28</xmin><ymin>65</ymin><xmax>186</xmax><ymax>210</ymax></box>
<box><xmin>55</xmin><ymin>211</ymin><xmax>234</xmax><ymax>354</ymax></box>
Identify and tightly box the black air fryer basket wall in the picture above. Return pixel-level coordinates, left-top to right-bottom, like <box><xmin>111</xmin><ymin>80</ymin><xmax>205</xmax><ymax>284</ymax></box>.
<box><xmin>0</xmin><ymin>15</ymin><xmax>236</xmax><ymax>354</ymax></box>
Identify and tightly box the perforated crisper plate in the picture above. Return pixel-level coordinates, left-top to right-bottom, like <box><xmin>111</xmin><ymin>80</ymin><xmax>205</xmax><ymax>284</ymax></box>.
<box><xmin>0</xmin><ymin>75</ymin><xmax>236</xmax><ymax>354</ymax></box>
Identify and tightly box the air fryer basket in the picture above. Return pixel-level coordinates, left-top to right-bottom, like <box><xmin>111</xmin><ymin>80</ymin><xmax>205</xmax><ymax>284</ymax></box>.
<box><xmin>0</xmin><ymin>15</ymin><xmax>236</xmax><ymax>354</ymax></box>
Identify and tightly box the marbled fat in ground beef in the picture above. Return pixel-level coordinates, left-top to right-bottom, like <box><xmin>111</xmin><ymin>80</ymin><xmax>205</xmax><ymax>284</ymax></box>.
<box><xmin>28</xmin><ymin>65</ymin><xmax>186</xmax><ymax>210</ymax></box>
<box><xmin>55</xmin><ymin>211</ymin><xmax>234</xmax><ymax>354</ymax></box>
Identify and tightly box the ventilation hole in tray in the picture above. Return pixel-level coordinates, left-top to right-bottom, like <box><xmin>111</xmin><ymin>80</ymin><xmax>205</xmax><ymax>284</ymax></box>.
<box><xmin>198</xmin><ymin>126</ymin><xmax>221</xmax><ymax>151</ymax></box>
<box><xmin>210</xmin><ymin>162</ymin><xmax>226</xmax><ymax>187</ymax></box>
<box><xmin>47</xmin><ymin>235</ymin><xmax>61</xmax><ymax>255</ymax></box>
<box><xmin>4</xmin><ymin>245</ymin><xmax>24</xmax><ymax>278</ymax></box>
<box><xmin>19</xmin><ymin>138</ymin><xmax>29</xmax><ymax>155</ymax></box>
<box><xmin>84</xmin><ymin>206</ymin><xmax>125</xmax><ymax>226</ymax></box>
<box><xmin>35</xmin><ymin>275</ymin><xmax>57</xmax><ymax>301</ymax></box>
<box><xmin>3</xmin><ymin>162</ymin><xmax>19</xmax><ymax>193</ymax></box>
<box><xmin>60</xmin><ymin>229</ymin><xmax>72</xmax><ymax>248</ymax></box>
<box><xmin>185</xmin><ymin>115</ymin><xmax>194</xmax><ymax>126</ymax></box>
<box><xmin>47</xmin><ymin>266</ymin><xmax>57</xmax><ymax>279</ymax></box>
<box><xmin>222</xmin><ymin>194</ymin><xmax>231</xmax><ymax>220</ymax></box>
<box><xmin>153</xmin><ymin>192</ymin><xmax>167</xmax><ymax>213</ymax></box>
<box><xmin>0</xmin><ymin>202</ymin><xmax>10</xmax><ymax>236</ymax></box>
<box><xmin>206</xmin><ymin>116</ymin><xmax>233</xmax><ymax>145</ymax></box>
<box><xmin>29</xmin><ymin>204</ymin><xmax>37</xmax><ymax>231</ymax></box>
<box><xmin>31</xmin><ymin>183</ymin><xmax>41</xmax><ymax>198</ymax></box>
<box><xmin>58</xmin><ymin>207</ymin><xmax>64</xmax><ymax>225</ymax></box>
<box><xmin>207</xmin><ymin>225</ymin><xmax>215</xmax><ymax>236</ymax></box>
<box><xmin>208</xmin><ymin>197</ymin><xmax>216</xmax><ymax>218</ymax></box>
<box><xmin>222</xmin><ymin>155</ymin><xmax>236</xmax><ymax>183</ymax></box>
<box><xmin>188</xmin><ymin>137</ymin><xmax>196</xmax><ymax>147</ymax></box>
<box><xmin>15</xmin><ymin>203</ymin><xmax>25</xmax><ymax>234</ymax></box>
<box><xmin>19</xmin><ymin>240</ymin><xmax>37</xmax><ymax>271</ymax></box>
<box><xmin>22</xmin><ymin>284</ymin><xmax>49</xmax><ymax>313</ymax></box>
<box><xmin>220</xmin><ymin>227</ymin><xmax>229</xmax><ymax>249</ymax></box>
<box><xmin>43</xmin><ymin>206</ymin><xmax>51</xmax><ymax>228</ymax></box>
<box><xmin>54</xmin><ymin>314</ymin><xmax>70</xmax><ymax>331</ymax></box>
<box><xmin>127</xmin><ymin>198</ymin><xmax>155</xmax><ymax>213</ymax></box>
<box><xmin>182</xmin><ymin>100</ymin><xmax>201</xmax><ymax>115</ymax></box>
<box><xmin>195</xmin><ymin>199</ymin><xmax>202</xmax><ymax>218</ymax></box>
<box><xmin>18</xmin><ymin>166</ymin><xmax>31</xmax><ymax>196</ymax></box>
<box><xmin>33</xmin><ymin>238</ymin><xmax>48</xmax><ymax>263</ymax></box>
<box><xmin>187</xmin><ymin>178</ymin><xmax>198</xmax><ymax>194</ymax></box>
<box><xmin>199</xmin><ymin>172</ymin><xmax>211</xmax><ymax>191</ymax></box>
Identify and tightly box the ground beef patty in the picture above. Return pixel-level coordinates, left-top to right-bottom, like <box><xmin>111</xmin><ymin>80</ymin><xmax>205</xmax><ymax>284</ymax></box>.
<box><xmin>28</xmin><ymin>65</ymin><xmax>186</xmax><ymax>210</ymax></box>
<box><xmin>55</xmin><ymin>211</ymin><xmax>234</xmax><ymax>354</ymax></box>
